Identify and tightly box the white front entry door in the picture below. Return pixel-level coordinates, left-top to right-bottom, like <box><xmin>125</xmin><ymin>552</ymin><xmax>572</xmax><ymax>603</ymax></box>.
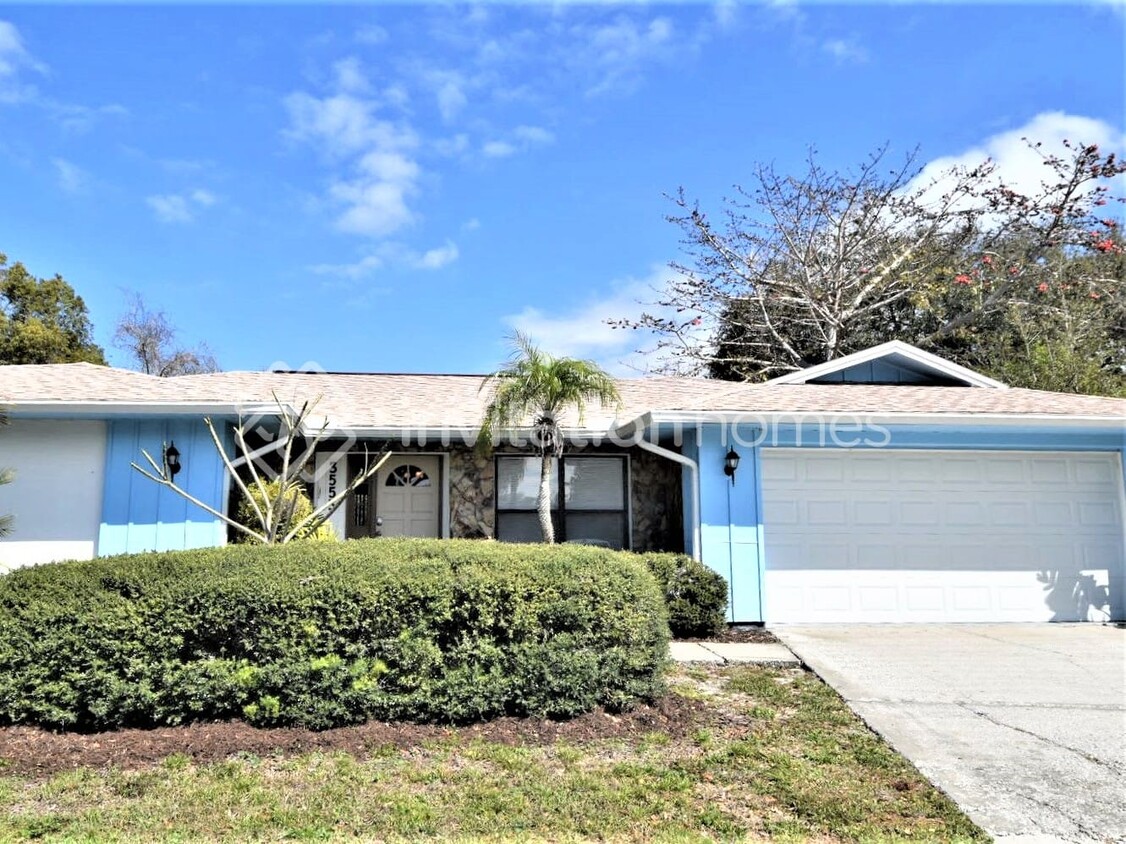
<box><xmin>761</xmin><ymin>449</ymin><xmax>1125</xmax><ymax>623</ymax></box>
<box><xmin>377</xmin><ymin>455</ymin><xmax>441</xmax><ymax>538</ymax></box>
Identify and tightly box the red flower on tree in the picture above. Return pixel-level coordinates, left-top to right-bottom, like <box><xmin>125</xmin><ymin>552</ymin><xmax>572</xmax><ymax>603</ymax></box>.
<box><xmin>954</xmin><ymin>274</ymin><xmax>972</xmax><ymax>285</ymax></box>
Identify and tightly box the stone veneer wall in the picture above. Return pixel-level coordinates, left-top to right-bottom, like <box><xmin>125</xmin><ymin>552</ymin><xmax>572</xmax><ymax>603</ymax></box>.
<box><xmin>323</xmin><ymin>441</ymin><xmax>686</xmax><ymax>553</ymax></box>
<box><xmin>448</xmin><ymin>448</ymin><xmax>496</xmax><ymax>539</ymax></box>
<box><xmin>443</xmin><ymin>444</ymin><xmax>683</xmax><ymax>553</ymax></box>
<box><xmin>627</xmin><ymin>447</ymin><xmax>684</xmax><ymax>553</ymax></box>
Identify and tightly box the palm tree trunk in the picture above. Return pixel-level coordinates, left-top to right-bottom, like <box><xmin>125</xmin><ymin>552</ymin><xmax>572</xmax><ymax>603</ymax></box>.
<box><xmin>537</xmin><ymin>452</ymin><xmax>555</xmax><ymax>544</ymax></box>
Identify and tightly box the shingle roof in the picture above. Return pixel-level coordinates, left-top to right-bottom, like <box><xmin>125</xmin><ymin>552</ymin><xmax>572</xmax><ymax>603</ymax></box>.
<box><xmin>1</xmin><ymin>364</ymin><xmax>1122</xmax><ymax>427</ymax></box>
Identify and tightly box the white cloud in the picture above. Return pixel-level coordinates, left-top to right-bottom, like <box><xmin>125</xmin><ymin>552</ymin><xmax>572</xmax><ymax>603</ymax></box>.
<box><xmin>190</xmin><ymin>188</ymin><xmax>216</xmax><ymax>206</ymax></box>
<box><xmin>354</xmin><ymin>24</ymin><xmax>389</xmax><ymax>45</ymax></box>
<box><xmin>0</xmin><ymin>20</ymin><xmax>45</xmax><ymax>78</ymax></box>
<box><xmin>482</xmin><ymin>125</ymin><xmax>555</xmax><ymax>160</ymax></box>
<box><xmin>412</xmin><ymin>240</ymin><xmax>459</xmax><ymax>270</ymax></box>
<box><xmin>482</xmin><ymin>139</ymin><xmax>516</xmax><ymax>159</ymax></box>
<box><xmin>567</xmin><ymin>15</ymin><xmax>677</xmax><ymax>96</ymax></box>
<box><xmin>431</xmin><ymin>72</ymin><xmax>468</xmax><ymax>123</ymax></box>
<box><xmin>52</xmin><ymin>157</ymin><xmax>86</xmax><ymax>193</ymax></box>
<box><xmin>513</xmin><ymin>125</ymin><xmax>554</xmax><ymax>145</ymax></box>
<box><xmin>308</xmin><ymin>239</ymin><xmax>459</xmax><ymax>278</ymax></box>
<box><xmin>146</xmin><ymin>194</ymin><xmax>193</xmax><ymax>224</ymax></box>
<box><xmin>285</xmin><ymin>85</ymin><xmax>421</xmax><ymax>238</ymax></box>
<box><xmin>502</xmin><ymin>264</ymin><xmax>693</xmax><ymax>375</ymax></box>
<box><xmin>908</xmin><ymin>111</ymin><xmax>1125</xmax><ymax>213</ymax></box>
<box><xmin>462</xmin><ymin>217</ymin><xmax>481</xmax><ymax>232</ymax></box>
<box><xmin>309</xmin><ymin>254</ymin><xmax>384</xmax><ymax>279</ymax></box>
<box><xmin>333</xmin><ymin>57</ymin><xmax>370</xmax><ymax>94</ymax></box>
<box><xmin>822</xmin><ymin>37</ymin><xmax>868</xmax><ymax>64</ymax></box>
<box><xmin>0</xmin><ymin>20</ymin><xmax>46</xmax><ymax>103</ymax></box>
<box><xmin>434</xmin><ymin>133</ymin><xmax>469</xmax><ymax>157</ymax></box>
<box><xmin>713</xmin><ymin>0</ymin><xmax>738</xmax><ymax>30</ymax></box>
<box><xmin>145</xmin><ymin>188</ymin><xmax>218</xmax><ymax>224</ymax></box>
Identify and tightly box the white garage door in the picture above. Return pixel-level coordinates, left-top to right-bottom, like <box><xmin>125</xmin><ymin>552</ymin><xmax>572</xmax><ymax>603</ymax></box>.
<box><xmin>762</xmin><ymin>449</ymin><xmax>1125</xmax><ymax>623</ymax></box>
<box><xmin>0</xmin><ymin>419</ymin><xmax>107</xmax><ymax>571</ymax></box>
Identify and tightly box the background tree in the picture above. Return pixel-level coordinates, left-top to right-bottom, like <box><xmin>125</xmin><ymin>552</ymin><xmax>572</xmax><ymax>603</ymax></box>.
<box><xmin>114</xmin><ymin>293</ymin><xmax>219</xmax><ymax>376</ymax></box>
<box><xmin>0</xmin><ymin>252</ymin><xmax>106</xmax><ymax>365</ymax></box>
<box><xmin>616</xmin><ymin>140</ymin><xmax>1125</xmax><ymax>395</ymax></box>
<box><xmin>478</xmin><ymin>333</ymin><xmax>621</xmax><ymax>544</ymax></box>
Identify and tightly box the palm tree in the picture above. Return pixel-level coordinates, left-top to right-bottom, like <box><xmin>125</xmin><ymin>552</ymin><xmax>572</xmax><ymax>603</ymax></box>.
<box><xmin>478</xmin><ymin>333</ymin><xmax>621</xmax><ymax>544</ymax></box>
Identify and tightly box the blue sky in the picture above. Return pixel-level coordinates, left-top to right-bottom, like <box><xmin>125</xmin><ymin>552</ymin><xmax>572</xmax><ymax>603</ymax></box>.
<box><xmin>1</xmin><ymin>2</ymin><xmax>1123</xmax><ymax>375</ymax></box>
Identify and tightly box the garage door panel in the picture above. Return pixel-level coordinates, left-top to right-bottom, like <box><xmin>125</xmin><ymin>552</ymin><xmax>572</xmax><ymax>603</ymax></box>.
<box><xmin>763</xmin><ymin>449</ymin><xmax>1125</xmax><ymax>623</ymax></box>
<box><xmin>1075</xmin><ymin>459</ymin><xmax>1117</xmax><ymax>484</ymax></box>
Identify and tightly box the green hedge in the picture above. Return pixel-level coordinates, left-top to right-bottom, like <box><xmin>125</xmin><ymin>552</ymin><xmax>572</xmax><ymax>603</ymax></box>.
<box><xmin>0</xmin><ymin>539</ymin><xmax>669</xmax><ymax>731</ymax></box>
<box><xmin>641</xmin><ymin>554</ymin><xmax>729</xmax><ymax>638</ymax></box>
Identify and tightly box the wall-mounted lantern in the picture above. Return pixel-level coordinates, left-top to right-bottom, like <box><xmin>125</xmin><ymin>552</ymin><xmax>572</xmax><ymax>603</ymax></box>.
<box><xmin>164</xmin><ymin>441</ymin><xmax>182</xmax><ymax>479</ymax></box>
<box><xmin>723</xmin><ymin>449</ymin><xmax>740</xmax><ymax>485</ymax></box>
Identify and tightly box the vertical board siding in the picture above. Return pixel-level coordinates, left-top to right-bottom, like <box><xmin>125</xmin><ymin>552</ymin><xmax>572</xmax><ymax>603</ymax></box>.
<box><xmin>695</xmin><ymin>425</ymin><xmax>764</xmax><ymax>623</ymax></box>
<box><xmin>98</xmin><ymin>419</ymin><xmax>230</xmax><ymax>556</ymax></box>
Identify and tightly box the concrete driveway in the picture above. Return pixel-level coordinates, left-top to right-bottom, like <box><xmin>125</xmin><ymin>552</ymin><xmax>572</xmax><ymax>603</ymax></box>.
<box><xmin>773</xmin><ymin>624</ymin><xmax>1126</xmax><ymax>844</ymax></box>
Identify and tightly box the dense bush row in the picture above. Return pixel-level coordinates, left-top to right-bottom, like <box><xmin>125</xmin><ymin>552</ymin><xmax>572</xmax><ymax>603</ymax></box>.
<box><xmin>0</xmin><ymin>539</ymin><xmax>669</xmax><ymax>731</ymax></box>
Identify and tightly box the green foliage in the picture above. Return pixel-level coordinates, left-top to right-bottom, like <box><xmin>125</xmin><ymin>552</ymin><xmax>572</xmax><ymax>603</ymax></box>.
<box><xmin>233</xmin><ymin>478</ymin><xmax>338</xmax><ymax>543</ymax></box>
<box><xmin>640</xmin><ymin>553</ymin><xmax>728</xmax><ymax>638</ymax></box>
<box><xmin>478</xmin><ymin>332</ymin><xmax>622</xmax><ymax>543</ymax></box>
<box><xmin>0</xmin><ymin>539</ymin><xmax>669</xmax><ymax>731</ymax></box>
<box><xmin>0</xmin><ymin>252</ymin><xmax>106</xmax><ymax>365</ymax></box>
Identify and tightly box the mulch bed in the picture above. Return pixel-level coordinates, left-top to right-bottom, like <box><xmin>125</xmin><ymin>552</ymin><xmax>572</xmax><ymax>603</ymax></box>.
<box><xmin>0</xmin><ymin>695</ymin><xmax>707</xmax><ymax>778</ymax></box>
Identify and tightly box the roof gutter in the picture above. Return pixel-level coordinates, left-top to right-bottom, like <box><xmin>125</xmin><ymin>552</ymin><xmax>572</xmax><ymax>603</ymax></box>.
<box><xmin>634</xmin><ymin>429</ymin><xmax>701</xmax><ymax>563</ymax></box>
<box><xmin>5</xmin><ymin>401</ymin><xmax>280</xmax><ymax>418</ymax></box>
<box><xmin>626</xmin><ymin>410</ymin><xmax>1126</xmax><ymax>432</ymax></box>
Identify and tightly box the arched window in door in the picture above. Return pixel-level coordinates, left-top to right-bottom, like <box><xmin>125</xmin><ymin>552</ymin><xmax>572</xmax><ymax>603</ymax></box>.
<box><xmin>385</xmin><ymin>464</ymin><xmax>431</xmax><ymax>487</ymax></box>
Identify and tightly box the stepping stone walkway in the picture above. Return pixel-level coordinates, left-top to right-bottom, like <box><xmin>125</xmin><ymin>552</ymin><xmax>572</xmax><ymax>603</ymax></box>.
<box><xmin>669</xmin><ymin>641</ymin><xmax>800</xmax><ymax>666</ymax></box>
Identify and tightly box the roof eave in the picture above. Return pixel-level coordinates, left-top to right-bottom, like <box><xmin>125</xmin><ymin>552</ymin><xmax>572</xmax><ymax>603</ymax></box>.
<box><xmin>619</xmin><ymin>409</ymin><xmax>1126</xmax><ymax>434</ymax></box>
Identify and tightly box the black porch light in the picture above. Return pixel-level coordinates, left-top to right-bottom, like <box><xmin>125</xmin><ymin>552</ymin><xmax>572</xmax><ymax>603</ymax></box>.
<box><xmin>164</xmin><ymin>441</ymin><xmax>182</xmax><ymax>479</ymax></box>
<box><xmin>723</xmin><ymin>449</ymin><xmax>740</xmax><ymax>485</ymax></box>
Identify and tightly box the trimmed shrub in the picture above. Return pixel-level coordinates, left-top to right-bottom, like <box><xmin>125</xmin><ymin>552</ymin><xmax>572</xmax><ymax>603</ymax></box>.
<box><xmin>0</xmin><ymin>539</ymin><xmax>668</xmax><ymax>731</ymax></box>
<box><xmin>641</xmin><ymin>553</ymin><xmax>729</xmax><ymax>638</ymax></box>
<box><xmin>233</xmin><ymin>478</ymin><xmax>338</xmax><ymax>543</ymax></box>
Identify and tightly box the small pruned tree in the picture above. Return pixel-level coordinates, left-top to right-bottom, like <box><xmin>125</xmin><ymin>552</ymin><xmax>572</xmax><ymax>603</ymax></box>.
<box><xmin>132</xmin><ymin>394</ymin><xmax>389</xmax><ymax>544</ymax></box>
<box><xmin>478</xmin><ymin>333</ymin><xmax>621</xmax><ymax>544</ymax></box>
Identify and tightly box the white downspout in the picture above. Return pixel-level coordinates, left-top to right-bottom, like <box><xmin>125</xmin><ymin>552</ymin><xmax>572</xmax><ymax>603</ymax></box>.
<box><xmin>635</xmin><ymin>435</ymin><xmax>702</xmax><ymax>562</ymax></box>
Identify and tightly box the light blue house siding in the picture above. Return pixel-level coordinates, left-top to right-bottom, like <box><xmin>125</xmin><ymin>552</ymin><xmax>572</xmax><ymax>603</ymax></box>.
<box><xmin>684</xmin><ymin>421</ymin><xmax>1126</xmax><ymax>623</ymax></box>
<box><xmin>98</xmin><ymin>419</ymin><xmax>231</xmax><ymax>556</ymax></box>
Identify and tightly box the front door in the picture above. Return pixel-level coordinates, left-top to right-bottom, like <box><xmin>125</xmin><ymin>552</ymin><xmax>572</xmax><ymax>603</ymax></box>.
<box><xmin>376</xmin><ymin>455</ymin><xmax>441</xmax><ymax>538</ymax></box>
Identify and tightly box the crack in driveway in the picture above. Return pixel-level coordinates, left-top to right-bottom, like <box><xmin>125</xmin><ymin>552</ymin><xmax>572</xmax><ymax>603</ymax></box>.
<box><xmin>958</xmin><ymin>702</ymin><xmax>1126</xmax><ymax>776</ymax></box>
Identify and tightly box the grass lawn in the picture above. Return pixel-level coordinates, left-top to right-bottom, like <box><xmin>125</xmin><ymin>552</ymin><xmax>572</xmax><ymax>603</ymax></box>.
<box><xmin>0</xmin><ymin>665</ymin><xmax>986</xmax><ymax>842</ymax></box>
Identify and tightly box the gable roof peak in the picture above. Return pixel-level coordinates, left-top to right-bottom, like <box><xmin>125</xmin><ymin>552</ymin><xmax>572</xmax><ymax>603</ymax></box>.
<box><xmin>766</xmin><ymin>341</ymin><xmax>1009</xmax><ymax>389</ymax></box>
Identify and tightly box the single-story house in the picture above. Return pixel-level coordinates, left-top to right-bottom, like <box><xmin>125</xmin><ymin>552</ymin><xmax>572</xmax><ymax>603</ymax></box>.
<box><xmin>1</xmin><ymin>340</ymin><xmax>1123</xmax><ymax>624</ymax></box>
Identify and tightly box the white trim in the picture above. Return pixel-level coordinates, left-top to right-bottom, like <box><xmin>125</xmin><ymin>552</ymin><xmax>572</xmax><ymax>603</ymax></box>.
<box><xmin>622</xmin><ymin>410</ymin><xmax>1126</xmax><ymax>433</ymax></box>
<box><xmin>440</xmin><ymin>452</ymin><xmax>451</xmax><ymax>539</ymax></box>
<box><xmin>764</xmin><ymin>340</ymin><xmax>1010</xmax><ymax>389</ymax></box>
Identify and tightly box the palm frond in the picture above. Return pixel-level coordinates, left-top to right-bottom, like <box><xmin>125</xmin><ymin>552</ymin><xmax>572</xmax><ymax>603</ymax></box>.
<box><xmin>477</xmin><ymin>333</ymin><xmax>622</xmax><ymax>453</ymax></box>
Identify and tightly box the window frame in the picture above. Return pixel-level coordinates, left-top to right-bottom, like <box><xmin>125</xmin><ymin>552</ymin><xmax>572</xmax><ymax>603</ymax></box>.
<box><xmin>494</xmin><ymin>454</ymin><xmax>631</xmax><ymax>549</ymax></box>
